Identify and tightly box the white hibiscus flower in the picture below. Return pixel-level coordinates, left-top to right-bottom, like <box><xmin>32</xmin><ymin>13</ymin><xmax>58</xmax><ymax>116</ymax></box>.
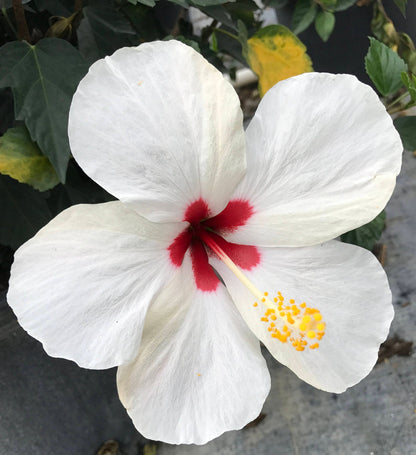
<box><xmin>7</xmin><ymin>40</ymin><xmax>402</xmax><ymax>445</ymax></box>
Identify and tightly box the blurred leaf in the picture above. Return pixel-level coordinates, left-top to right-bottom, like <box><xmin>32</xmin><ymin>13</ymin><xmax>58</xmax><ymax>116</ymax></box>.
<box><xmin>120</xmin><ymin>3</ymin><xmax>161</xmax><ymax>41</ymax></box>
<box><xmin>393</xmin><ymin>116</ymin><xmax>416</xmax><ymax>150</ymax></box>
<box><xmin>32</xmin><ymin>0</ymin><xmax>74</xmax><ymax>16</ymax></box>
<box><xmin>128</xmin><ymin>0</ymin><xmax>156</xmax><ymax>6</ymax></box>
<box><xmin>237</xmin><ymin>19</ymin><xmax>248</xmax><ymax>60</ymax></box>
<box><xmin>365</xmin><ymin>37</ymin><xmax>407</xmax><ymax>96</ymax></box>
<box><xmin>292</xmin><ymin>0</ymin><xmax>317</xmax><ymax>35</ymax></box>
<box><xmin>191</xmin><ymin>0</ymin><xmax>230</xmax><ymax>6</ymax></box>
<box><xmin>341</xmin><ymin>211</ymin><xmax>386</xmax><ymax>251</ymax></box>
<box><xmin>394</xmin><ymin>0</ymin><xmax>407</xmax><ymax>17</ymax></box>
<box><xmin>315</xmin><ymin>11</ymin><xmax>335</xmax><ymax>41</ymax></box>
<box><xmin>335</xmin><ymin>0</ymin><xmax>356</xmax><ymax>11</ymax></box>
<box><xmin>400</xmin><ymin>71</ymin><xmax>416</xmax><ymax>102</ymax></box>
<box><xmin>0</xmin><ymin>39</ymin><xmax>88</xmax><ymax>182</ymax></box>
<box><xmin>0</xmin><ymin>0</ymin><xmax>30</xmax><ymax>8</ymax></box>
<box><xmin>320</xmin><ymin>0</ymin><xmax>337</xmax><ymax>10</ymax></box>
<box><xmin>0</xmin><ymin>174</ymin><xmax>51</xmax><ymax>249</ymax></box>
<box><xmin>201</xmin><ymin>5</ymin><xmax>237</xmax><ymax>30</ymax></box>
<box><xmin>0</xmin><ymin>125</ymin><xmax>59</xmax><ymax>191</ymax></box>
<box><xmin>247</xmin><ymin>25</ymin><xmax>313</xmax><ymax>96</ymax></box>
<box><xmin>168</xmin><ymin>0</ymin><xmax>190</xmax><ymax>6</ymax></box>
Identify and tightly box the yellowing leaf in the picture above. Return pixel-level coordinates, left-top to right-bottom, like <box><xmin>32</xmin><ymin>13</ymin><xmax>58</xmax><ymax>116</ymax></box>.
<box><xmin>247</xmin><ymin>25</ymin><xmax>313</xmax><ymax>97</ymax></box>
<box><xmin>0</xmin><ymin>125</ymin><xmax>60</xmax><ymax>191</ymax></box>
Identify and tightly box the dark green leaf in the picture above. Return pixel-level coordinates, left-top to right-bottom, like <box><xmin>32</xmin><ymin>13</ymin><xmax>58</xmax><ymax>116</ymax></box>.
<box><xmin>200</xmin><ymin>5</ymin><xmax>237</xmax><ymax>31</ymax></box>
<box><xmin>341</xmin><ymin>211</ymin><xmax>386</xmax><ymax>251</ymax></box>
<box><xmin>32</xmin><ymin>0</ymin><xmax>73</xmax><ymax>16</ymax></box>
<box><xmin>364</xmin><ymin>37</ymin><xmax>408</xmax><ymax>96</ymax></box>
<box><xmin>393</xmin><ymin>116</ymin><xmax>416</xmax><ymax>150</ymax></box>
<box><xmin>237</xmin><ymin>19</ymin><xmax>248</xmax><ymax>61</ymax></box>
<box><xmin>78</xmin><ymin>0</ymin><xmax>137</xmax><ymax>61</ymax></box>
<box><xmin>335</xmin><ymin>0</ymin><xmax>356</xmax><ymax>12</ymax></box>
<box><xmin>168</xmin><ymin>0</ymin><xmax>190</xmax><ymax>6</ymax></box>
<box><xmin>394</xmin><ymin>0</ymin><xmax>407</xmax><ymax>17</ymax></box>
<box><xmin>292</xmin><ymin>0</ymin><xmax>317</xmax><ymax>35</ymax></box>
<box><xmin>190</xmin><ymin>0</ymin><xmax>230</xmax><ymax>6</ymax></box>
<box><xmin>127</xmin><ymin>0</ymin><xmax>156</xmax><ymax>6</ymax></box>
<box><xmin>0</xmin><ymin>174</ymin><xmax>51</xmax><ymax>249</ymax></box>
<box><xmin>1</xmin><ymin>0</ymin><xmax>30</xmax><ymax>8</ymax></box>
<box><xmin>315</xmin><ymin>11</ymin><xmax>335</xmax><ymax>41</ymax></box>
<box><xmin>0</xmin><ymin>39</ymin><xmax>88</xmax><ymax>182</ymax></box>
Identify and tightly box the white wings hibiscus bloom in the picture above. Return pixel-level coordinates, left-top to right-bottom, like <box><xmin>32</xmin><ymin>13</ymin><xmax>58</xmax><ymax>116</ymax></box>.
<box><xmin>8</xmin><ymin>41</ymin><xmax>402</xmax><ymax>444</ymax></box>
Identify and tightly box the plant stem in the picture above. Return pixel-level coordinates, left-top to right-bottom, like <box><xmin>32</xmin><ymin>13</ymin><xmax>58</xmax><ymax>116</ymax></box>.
<box><xmin>12</xmin><ymin>0</ymin><xmax>30</xmax><ymax>42</ymax></box>
<box><xmin>386</xmin><ymin>91</ymin><xmax>409</xmax><ymax>112</ymax></box>
<box><xmin>214</xmin><ymin>27</ymin><xmax>240</xmax><ymax>42</ymax></box>
<box><xmin>1</xmin><ymin>7</ymin><xmax>18</xmax><ymax>38</ymax></box>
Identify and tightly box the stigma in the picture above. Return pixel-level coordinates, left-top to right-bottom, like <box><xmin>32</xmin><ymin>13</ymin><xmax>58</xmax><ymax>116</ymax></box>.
<box><xmin>198</xmin><ymin>229</ymin><xmax>326</xmax><ymax>352</ymax></box>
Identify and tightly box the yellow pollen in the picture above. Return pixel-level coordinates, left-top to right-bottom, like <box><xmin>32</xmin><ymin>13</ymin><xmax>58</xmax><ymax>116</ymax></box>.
<box><xmin>317</xmin><ymin>323</ymin><xmax>325</xmax><ymax>331</ymax></box>
<box><xmin>306</xmin><ymin>330</ymin><xmax>316</xmax><ymax>339</ymax></box>
<box><xmin>271</xmin><ymin>315</ymin><xmax>277</xmax><ymax>321</ymax></box>
<box><xmin>253</xmin><ymin>302</ymin><xmax>258</xmax><ymax>307</ymax></box>
<box><xmin>261</xmin><ymin>298</ymin><xmax>266</xmax><ymax>302</ymax></box>
<box><xmin>300</xmin><ymin>302</ymin><xmax>306</xmax><ymax>308</ymax></box>
<box><xmin>299</xmin><ymin>322</ymin><xmax>307</xmax><ymax>332</ymax></box>
<box><xmin>264</xmin><ymin>292</ymin><xmax>268</xmax><ymax>296</ymax></box>
<box><xmin>314</xmin><ymin>313</ymin><xmax>322</xmax><ymax>321</ymax></box>
<box><xmin>289</xmin><ymin>299</ymin><xmax>295</xmax><ymax>304</ymax></box>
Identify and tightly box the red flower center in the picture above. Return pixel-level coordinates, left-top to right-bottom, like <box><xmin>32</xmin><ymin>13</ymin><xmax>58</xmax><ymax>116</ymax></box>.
<box><xmin>168</xmin><ymin>198</ymin><xmax>260</xmax><ymax>292</ymax></box>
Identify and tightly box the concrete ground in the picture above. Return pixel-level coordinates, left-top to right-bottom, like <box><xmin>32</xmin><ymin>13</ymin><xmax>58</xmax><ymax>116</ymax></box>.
<box><xmin>0</xmin><ymin>153</ymin><xmax>415</xmax><ymax>455</ymax></box>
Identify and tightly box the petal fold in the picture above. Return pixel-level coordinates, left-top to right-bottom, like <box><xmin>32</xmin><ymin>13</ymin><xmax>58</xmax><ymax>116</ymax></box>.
<box><xmin>7</xmin><ymin>202</ymin><xmax>185</xmax><ymax>369</ymax></box>
<box><xmin>117</xmin><ymin>254</ymin><xmax>270</xmax><ymax>445</ymax></box>
<box><xmin>227</xmin><ymin>73</ymin><xmax>402</xmax><ymax>247</ymax></box>
<box><xmin>68</xmin><ymin>40</ymin><xmax>246</xmax><ymax>223</ymax></box>
<box><xmin>211</xmin><ymin>240</ymin><xmax>393</xmax><ymax>393</ymax></box>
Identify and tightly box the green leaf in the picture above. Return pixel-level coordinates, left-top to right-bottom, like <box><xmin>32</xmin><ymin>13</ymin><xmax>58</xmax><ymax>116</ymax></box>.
<box><xmin>394</xmin><ymin>0</ymin><xmax>407</xmax><ymax>16</ymax></box>
<box><xmin>292</xmin><ymin>0</ymin><xmax>317</xmax><ymax>35</ymax></box>
<box><xmin>237</xmin><ymin>19</ymin><xmax>249</xmax><ymax>61</ymax></box>
<box><xmin>315</xmin><ymin>11</ymin><xmax>335</xmax><ymax>42</ymax></box>
<box><xmin>393</xmin><ymin>116</ymin><xmax>416</xmax><ymax>150</ymax></box>
<box><xmin>341</xmin><ymin>211</ymin><xmax>386</xmax><ymax>251</ymax></box>
<box><xmin>32</xmin><ymin>0</ymin><xmax>74</xmax><ymax>16</ymax></box>
<box><xmin>128</xmin><ymin>0</ymin><xmax>156</xmax><ymax>6</ymax></box>
<box><xmin>364</xmin><ymin>37</ymin><xmax>408</xmax><ymax>96</ymax></box>
<box><xmin>335</xmin><ymin>0</ymin><xmax>356</xmax><ymax>11</ymax></box>
<box><xmin>190</xmin><ymin>0</ymin><xmax>230</xmax><ymax>6</ymax></box>
<box><xmin>201</xmin><ymin>5</ymin><xmax>237</xmax><ymax>31</ymax></box>
<box><xmin>0</xmin><ymin>174</ymin><xmax>51</xmax><ymax>249</ymax></box>
<box><xmin>401</xmin><ymin>71</ymin><xmax>416</xmax><ymax>102</ymax></box>
<box><xmin>0</xmin><ymin>39</ymin><xmax>88</xmax><ymax>182</ymax></box>
<box><xmin>0</xmin><ymin>125</ymin><xmax>59</xmax><ymax>191</ymax></box>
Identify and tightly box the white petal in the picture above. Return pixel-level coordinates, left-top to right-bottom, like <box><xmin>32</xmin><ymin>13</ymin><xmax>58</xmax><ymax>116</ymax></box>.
<box><xmin>117</xmin><ymin>254</ymin><xmax>270</xmax><ymax>445</ymax></box>
<box><xmin>211</xmin><ymin>240</ymin><xmax>393</xmax><ymax>393</ymax></box>
<box><xmin>226</xmin><ymin>73</ymin><xmax>402</xmax><ymax>247</ymax></box>
<box><xmin>69</xmin><ymin>41</ymin><xmax>246</xmax><ymax>223</ymax></box>
<box><xmin>7</xmin><ymin>202</ymin><xmax>185</xmax><ymax>369</ymax></box>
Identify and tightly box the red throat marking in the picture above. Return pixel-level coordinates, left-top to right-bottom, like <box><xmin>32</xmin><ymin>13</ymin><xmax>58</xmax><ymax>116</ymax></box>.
<box><xmin>168</xmin><ymin>198</ymin><xmax>260</xmax><ymax>292</ymax></box>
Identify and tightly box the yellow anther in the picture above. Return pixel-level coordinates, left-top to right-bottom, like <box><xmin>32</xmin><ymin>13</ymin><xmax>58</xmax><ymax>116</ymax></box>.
<box><xmin>274</xmin><ymin>297</ymin><xmax>278</xmax><ymax>303</ymax></box>
<box><xmin>314</xmin><ymin>313</ymin><xmax>322</xmax><ymax>321</ymax></box>
<box><xmin>271</xmin><ymin>315</ymin><xmax>277</xmax><ymax>321</ymax></box>
<box><xmin>309</xmin><ymin>343</ymin><xmax>319</xmax><ymax>349</ymax></box>
<box><xmin>299</xmin><ymin>322</ymin><xmax>307</xmax><ymax>332</ymax></box>
<box><xmin>287</xmin><ymin>315</ymin><xmax>295</xmax><ymax>324</ymax></box>
<box><xmin>317</xmin><ymin>323</ymin><xmax>325</xmax><ymax>331</ymax></box>
<box><xmin>300</xmin><ymin>302</ymin><xmax>306</xmax><ymax>308</ymax></box>
<box><xmin>289</xmin><ymin>299</ymin><xmax>295</xmax><ymax>304</ymax></box>
<box><xmin>280</xmin><ymin>312</ymin><xmax>285</xmax><ymax>317</ymax></box>
<box><xmin>268</xmin><ymin>327</ymin><xmax>272</xmax><ymax>332</ymax></box>
<box><xmin>283</xmin><ymin>325</ymin><xmax>288</xmax><ymax>332</ymax></box>
<box><xmin>264</xmin><ymin>292</ymin><xmax>268</xmax><ymax>296</ymax></box>
<box><xmin>302</xmin><ymin>315</ymin><xmax>311</xmax><ymax>323</ymax></box>
<box><xmin>253</xmin><ymin>302</ymin><xmax>258</xmax><ymax>307</ymax></box>
<box><xmin>307</xmin><ymin>330</ymin><xmax>316</xmax><ymax>339</ymax></box>
<box><xmin>261</xmin><ymin>298</ymin><xmax>266</xmax><ymax>302</ymax></box>
<box><xmin>270</xmin><ymin>322</ymin><xmax>275</xmax><ymax>328</ymax></box>
<box><xmin>261</xmin><ymin>317</ymin><xmax>268</xmax><ymax>322</ymax></box>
